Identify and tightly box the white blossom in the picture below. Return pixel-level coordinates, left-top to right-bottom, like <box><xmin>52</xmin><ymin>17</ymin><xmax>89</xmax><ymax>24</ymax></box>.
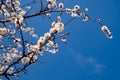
<box><xmin>17</xmin><ymin>15</ymin><xmax>24</xmax><ymax>23</ymax></box>
<box><xmin>15</xmin><ymin>7</ymin><xmax>22</xmax><ymax>11</ymax></box>
<box><xmin>9</xmin><ymin>30</ymin><xmax>16</xmax><ymax>34</ymax></box>
<box><xmin>13</xmin><ymin>1</ymin><xmax>20</xmax><ymax>7</ymax></box>
<box><xmin>6</xmin><ymin>56</ymin><xmax>12</xmax><ymax>63</ymax></box>
<box><xmin>71</xmin><ymin>9</ymin><xmax>78</xmax><ymax>17</ymax></box>
<box><xmin>47</xmin><ymin>3</ymin><xmax>52</xmax><ymax>8</ymax></box>
<box><xmin>44</xmin><ymin>32</ymin><xmax>51</xmax><ymax>38</ymax></box>
<box><xmin>51</xmin><ymin>22</ymin><xmax>56</xmax><ymax>27</ymax></box>
<box><xmin>29</xmin><ymin>45</ymin><xmax>39</xmax><ymax>52</ymax></box>
<box><xmin>101</xmin><ymin>25</ymin><xmax>112</xmax><ymax>39</ymax></box>
<box><xmin>14</xmin><ymin>38</ymin><xmax>21</xmax><ymax>44</ymax></box>
<box><xmin>59</xmin><ymin>3</ymin><xmax>64</xmax><ymax>9</ymax></box>
<box><xmin>48</xmin><ymin>49</ymin><xmax>58</xmax><ymax>54</ymax></box>
<box><xmin>74</xmin><ymin>5</ymin><xmax>80</xmax><ymax>11</ymax></box>
<box><xmin>46</xmin><ymin>40</ymin><xmax>54</xmax><ymax>47</ymax></box>
<box><xmin>4</xmin><ymin>12</ymin><xmax>10</xmax><ymax>18</ymax></box>
<box><xmin>25</xmin><ymin>6</ymin><xmax>31</xmax><ymax>9</ymax></box>
<box><xmin>32</xmin><ymin>55</ymin><xmax>38</xmax><ymax>62</ymax></box>
<box><xmin>0</xmin><ymin>28</ymin><xmax>7</xmax><ymax>35</ymax></box>
<box><xmin>1</xmin><ymin>5</ymin><xmax>5</xmax><ymax>9</ymax></box>
<box><xmin>83</xmin><ymin>15</ymin><xmax>89</xmax><ymax>21</ymax></box>
<box><xmin>21</xmin><ymin>57</ymin><xmax>30</xmax><ymax>64</ymax></box>
<box><xmin>37</xmin><ymin>37</ymin><xmax>46</xmax><ymax>47</ymax></box>
<box><xmin>49</xmin><ymin>28</ymin><xmax>57</xmax><ymax>34</ymax></box>
<box><xmin>57</xmin><ymin>16</ymin><xmax>61</xmax><ymax>22</ymax></box>
<box><xmin>66</xmin><ymin>8</ymin><xmax>72</xmax><ymax>13</ymax></box>
<box><xmin>6</xmin><ymin>0</ymin><xmax>12</xmax><ymax>7</ymax></box>
<box><xmin>47</xmin><ymin>0</ymin><xmax>57</xmax><ymax>8</ymax></box>
<box><xmin>46</xmin><ymin>13</ymin><xmax>51</xmax><ymax>17</ymax></box>
<box><xmin>61</xmin><ymin>38</ymin><xmax>67</xmax><ymax>42</ymax></box>
<box><xmin>51</xmin><ymin>2</ymin><xmax>57</xmax><ymax>8</ymax></box>
<box><xmin>19</xmin><ymin>10</ymin><xmax>26</xmax><ymax>16</ymax></box>
<box><xmin>39</xmin><ymin>49</ymin><xmax>44</xmax><ymax>55</ymax></box>
<box><xmin>71</xmin><ymin>12</ymin><xmax>78</xmax><ymax>17</ymax></box>
<box><xmin>85</xmin><ymin>8</ymin><xmax>88</xmax><ymax>11</ymax></box>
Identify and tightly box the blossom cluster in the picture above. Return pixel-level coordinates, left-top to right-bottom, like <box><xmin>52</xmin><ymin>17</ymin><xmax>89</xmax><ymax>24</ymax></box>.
<box><xmin>14</xmin><ymin>16</ymin><xmax>65</xmax><ymax>66</ymax></box>
<box><xmin>0</xmin><ymin>48</ymin><xmax>21</xmax><ymax>74</ymax></box>
<box><xmin>27</xmin><ymin>16</ymin><xmax>64</xmax><ymax>55</ymax></box>
<box><xmin>0</xmin><ymin>0</ymin><xmax>26</xmax><ymax>27</ymax></box>
<box><xmin>101</xmin><ymin>25</ymin><xmax>112</xmax><ymax>39</ymax></box>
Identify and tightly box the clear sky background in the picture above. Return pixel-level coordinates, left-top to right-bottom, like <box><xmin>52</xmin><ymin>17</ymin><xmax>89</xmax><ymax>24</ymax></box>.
<box><xmin>11</xmin><ymin>0</ymin><xmax>120</xmax><ymax>80</ymax></box>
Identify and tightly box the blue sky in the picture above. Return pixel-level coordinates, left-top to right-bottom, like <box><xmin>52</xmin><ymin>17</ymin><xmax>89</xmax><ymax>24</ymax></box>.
<box><xmin>11</xmin><ymin>0</ymin><xmax>120</xmax><ymax>80</ymax></box>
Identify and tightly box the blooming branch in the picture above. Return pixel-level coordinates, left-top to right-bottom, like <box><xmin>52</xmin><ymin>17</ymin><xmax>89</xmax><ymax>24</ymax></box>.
<box><xmin>0</xmin><ymin>0</ymin><xmax>112</xmax><ymax>80</ymax></box>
